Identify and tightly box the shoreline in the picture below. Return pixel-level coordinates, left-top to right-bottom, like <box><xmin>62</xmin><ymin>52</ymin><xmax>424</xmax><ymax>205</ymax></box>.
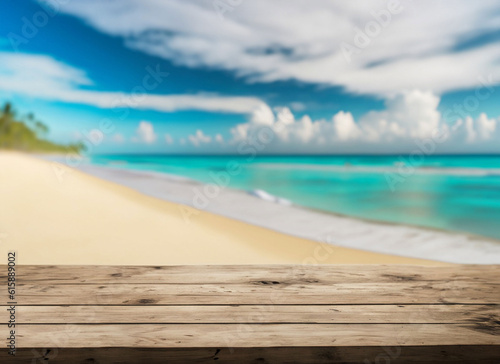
<box><xmin>81</xmin><ymin>161</ymin><xmax>500</xmax><ymax>244</ymax></box>
<box><xmin>55</xmin><ymin>156</ymin><xmax>500</xmax><ymax>264</ymax></box>
<box><xmin>1</xmin><ymin>151</ymin><xmax>446</xmax><ymax>266</ymax></box>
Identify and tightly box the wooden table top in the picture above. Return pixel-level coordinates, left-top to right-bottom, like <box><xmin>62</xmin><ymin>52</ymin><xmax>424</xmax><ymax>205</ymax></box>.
<box><xmin>1</xmin><ymin>264</ymin><xmax>499</xmax><ymax>363</ymax></box>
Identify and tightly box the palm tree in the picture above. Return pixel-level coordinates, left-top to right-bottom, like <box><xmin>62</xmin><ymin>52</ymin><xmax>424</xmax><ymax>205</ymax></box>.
<box><xmin>0</xmin><ymin>102</ymin><xmax>15</xmax><ymax>147</ymax></box>
<box><xmin>34</xmin><ymin>120</ymin><xmax>49</xmax><ymax>137</ymax></box>
<box><xmin>0</xmin><ymin>101</ymin><xmax>85</xmax><ymax>152</ymax></box>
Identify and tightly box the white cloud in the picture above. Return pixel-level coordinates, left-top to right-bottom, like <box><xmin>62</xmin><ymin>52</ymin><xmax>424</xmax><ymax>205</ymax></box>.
<box><xmin>475</xmin><ymin>113</ymin><xmax>497</xmax><ymax>140</ymax></box>
<box><xmin>358</xmin><ymin>90</ymin><xmax>441</xmax><ymax>140</ymax></box>
<box><xmin>165</xmin><ymin>133</ymin><xmax>174</xmax><ymax>144</ymax></box>
<box><xmin>462</xmin><ymin>113</ymin><xmax>498</xmax><ymax>143</ymax></box>
<box><xmin>188</xmin><ymin>129</ymin><xmax>212</xmax><ymax>146</ymax></box>
<box><xmin>332</xmin><ymin>111</ymin><xmax>360</xmax><ymax>141</ymax></box>
<box><xmin>0</xmin><ymin>52</ymin><xmax>265</xmax><ymax>114</ymax></box>
<box><xmin>214</xmin><ymin>90</ymin><xmax>500</xmax><ymax>154</ymax></box>
<box><xmin>134</xmin><ymin>121</ymin><xmax>157</xmax><ymax>143</ymax></box>
<box><xmin>215</xmin><ymin>133</ymin><xmax>224</xmax><ymax>143</ymax></box>
<box><xmin>53</xmin><ymin>0</ymin><xmax>500</xmax><ymax>96</ymax></box>
<box><xmin>0</xmin><ymin>52</ymin><xmax>91</xmax><ymax>96</ymax></box>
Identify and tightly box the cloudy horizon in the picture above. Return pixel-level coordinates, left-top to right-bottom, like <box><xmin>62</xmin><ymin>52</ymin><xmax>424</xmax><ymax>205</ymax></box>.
<box><xmin>1</xmin><ymin>0</ymin><xmax>499</xmax><ymax>154</ymax></box>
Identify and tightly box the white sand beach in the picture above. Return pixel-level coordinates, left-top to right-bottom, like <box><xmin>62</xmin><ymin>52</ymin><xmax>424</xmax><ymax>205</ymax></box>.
<box><xmin>1</xmin><ymin>152</ymin><xmax>499</xmax><ymax>265</ymax></box>
<box><xmin>73</xmin><ymin>158</ymin><xmax>500</xmax><ymax>265</ymax></box>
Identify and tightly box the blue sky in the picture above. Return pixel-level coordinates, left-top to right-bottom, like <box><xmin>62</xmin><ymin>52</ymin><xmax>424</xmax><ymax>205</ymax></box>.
<box><xmin>1</xmin><ymin>0</ymin><xmax>499</xmax><ymax>154</ymax></box>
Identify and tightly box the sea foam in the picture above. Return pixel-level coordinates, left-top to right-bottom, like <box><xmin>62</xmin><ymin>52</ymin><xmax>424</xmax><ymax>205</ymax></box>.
<box><xmin>248</xmin><ymin>189</ymin><xmax>292</xmax><ymax>206</ymax></box>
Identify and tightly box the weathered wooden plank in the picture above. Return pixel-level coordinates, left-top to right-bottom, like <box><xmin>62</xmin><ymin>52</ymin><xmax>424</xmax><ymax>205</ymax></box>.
<box><xmin>6</xmin><ymin>304</ymin><xmax>499</xmax><ymax>324</ymax></box>
<box><xmin>1</xmin><ymin>265</ymin><xmax>498</xmax><ymax>363</ymax></box>
<box><xmin>4</xmin><ymin>264</ymin><xmax>499</xmax><ymax>284</ymax></box>
<box><xmin>15</xmin><ymin>324</ymin><xmax>500</xmax><ymax>347</ymax></box>
<box><xmin>5</xmin><ymin>281</ymin><xmax>499</xmax><ymax>304</ymax></box>
<box><xmin>4</xmin><ymin>346</ymin><xmax>500</xmax><ymax>364</ymax></box>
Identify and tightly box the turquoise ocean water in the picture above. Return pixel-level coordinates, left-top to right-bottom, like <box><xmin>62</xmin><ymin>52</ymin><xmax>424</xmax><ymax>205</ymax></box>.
<box><xmin>90</xmin><ymin>155</ymin><xmax>500</xmax><ymax>241</ymax></box>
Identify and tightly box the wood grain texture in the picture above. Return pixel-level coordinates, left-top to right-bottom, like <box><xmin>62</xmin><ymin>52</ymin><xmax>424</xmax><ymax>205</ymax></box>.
<box><xmin>8</xmin><ymin>304</ymin><xmax>498</xmax><ymax>324</ymax></box>
<box><xmin>4</xmin><ymin>264</ymin><xmax>499</xmax><ymax>284</ymax></box>
<box><xmin>5</xmin><ymin>281</ymin><xmax>499</xmax><ymax>304</ymax></box>
<box><xmin>14</xmin><ymin>324</ymin><xmax>500</xmax><ymax>347</ymax></box>
<box><xmin>0</xmin><ymin>264</ymin><xmax>498</xmax><ymax>363</ymax></box>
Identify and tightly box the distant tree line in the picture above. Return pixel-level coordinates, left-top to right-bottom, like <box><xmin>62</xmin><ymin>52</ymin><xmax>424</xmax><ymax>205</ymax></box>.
<box><xmin>0</xmin><ymin>102</ymin><xmax>85</xmax><ymax>153</ymax></box>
